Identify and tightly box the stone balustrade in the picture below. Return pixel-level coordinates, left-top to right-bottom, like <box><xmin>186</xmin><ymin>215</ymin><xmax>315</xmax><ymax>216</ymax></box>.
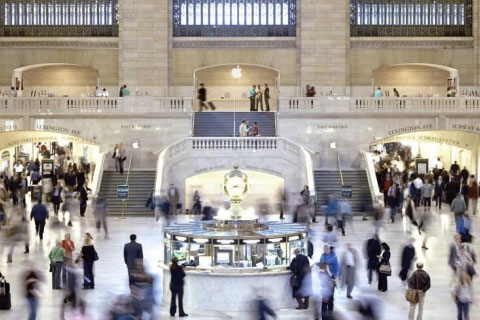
<box><xmin>278</xmin><ymin>96</ymin><xmax>480</xmax><ymax>113</ymax></box>
<box><xmin>0</xmin><ymin>96</ymin><xmax>192</xmax><ymax>114</ymax></box>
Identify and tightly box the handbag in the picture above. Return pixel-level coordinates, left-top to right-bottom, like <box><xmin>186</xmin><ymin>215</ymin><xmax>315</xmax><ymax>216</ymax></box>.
<box><xmin>93</xmin><ymin>250</ymin><xmax>99</xmax><ymax>261</ymax></box>
<box><xmin>290</xmin><ymin>275</ymin><xmax>299</xmax><ymax>288</ymax></box>
<box><xmin>379</xmin><ymin>264</ymin><xmax>392</xmax><ymax>276</ymax></box>
<box><xmin>405</xmin><ymin>271</ymin><xmax>420</xmax><ymax>304</ymax></box>
<box><xmin>49</xmin><ymin>262</ymin><xmax>54</xmax><ymax>272</ymax></box>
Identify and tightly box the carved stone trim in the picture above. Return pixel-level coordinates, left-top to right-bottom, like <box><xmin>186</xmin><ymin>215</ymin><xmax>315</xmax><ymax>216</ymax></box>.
<box><xmin>351</xmin><ymin>37</ymin><xmax>473</xmax><ymax>49</ymax></box>
<box><xmin>0</xmin><ymin>41</ymin><xmax>118</xmax><ymax>49</ymax></box>
<box><xmin>173</xmin><ymin>38</ymin><xmax>296</xmax><ymax>48</ymax></box>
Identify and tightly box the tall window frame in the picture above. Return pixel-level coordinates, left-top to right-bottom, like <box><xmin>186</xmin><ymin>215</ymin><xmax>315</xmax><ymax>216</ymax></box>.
<box><xmin>350</xmin><ymin>0</ymin><xmax>472</xmax><ymax>37</ymax></box>
<box><xmin>0</xmin><ymin>0</ymin><xmax>119</xmax><ymax>37</ymax></box>
<box><xmin>173</xmin><ymin>0</ymin><xmax>296</xmax><ymax>37</ymax></box>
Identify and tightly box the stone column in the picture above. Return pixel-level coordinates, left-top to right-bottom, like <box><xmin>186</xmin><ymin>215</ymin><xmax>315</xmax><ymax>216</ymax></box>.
<box><xmin>119</xmin><ymin>0</ymin><xmax>169</xmax><ymax>96</ymax></box>
<box><xmin>297</xmin><ymin>0</ymin><xmax>350</xmax><ymax>96</ymax></box>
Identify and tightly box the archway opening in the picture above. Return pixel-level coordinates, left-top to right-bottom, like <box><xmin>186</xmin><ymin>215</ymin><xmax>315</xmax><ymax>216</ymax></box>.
<box><xmin>0</xmin><ymin>130</ymin><xmax>99</xmax><ymax>180</ymax></box>
<box><xmin>185</xmin><ymin>169</ymin><xmax>284</xmax><ymax>212</ymax></box>
<box><xmin>372</xmin><ymin>63</ymin><xmax>458</xmax><ymax>97</ymax></box>
<box><xmin>13</xmin><ymin>63</ymin><xmax>99</xmax><ymax>97</ymax></box>
<box><xmin>193</xmin><ymin>63</ymin><xmax>279</xmax><ymax>111</ymax></box>
<box><xmin>370</xmin><ymin>130</ymin><xmax>480</xmax><ymax>178</ymax></box>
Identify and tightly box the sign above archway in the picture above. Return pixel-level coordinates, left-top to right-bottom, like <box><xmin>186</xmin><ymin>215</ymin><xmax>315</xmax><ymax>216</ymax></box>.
<box><xmin>0</xmin><ymin>130</ymin><xmax>98</xmax><ymax>150</ymax></box>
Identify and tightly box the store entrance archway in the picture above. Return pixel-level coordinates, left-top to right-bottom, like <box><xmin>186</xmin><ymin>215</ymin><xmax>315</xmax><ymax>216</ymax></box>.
<box><xmin>12</xmin><ymin>63</ymin><xmax>99</xmax><ymax>97</ymax></box>
<box><xmin>193</xmin><ymin>63</ymin><xmax>280</xmax><ymax>111</ymax></box>
<box><xmin>370</xmin><ymin>130</ymin><xmax>480</xmax><ymax>177</ymax></box>
<box><xmin>372</xmin><ymin>63</ymin><xmax>458</xmax><ymax>97</ymax></box>
<box><xmin>0</xmin><ymin>130</ymin><xmax>99</xmax><ymax>177</ymax></box>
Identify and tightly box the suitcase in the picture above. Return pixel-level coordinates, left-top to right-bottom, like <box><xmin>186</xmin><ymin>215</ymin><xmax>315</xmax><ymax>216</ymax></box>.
<box><xmin>0</xmin><ymin>277</ymin><xmax>11</xmax><ymax>310</ymax></box>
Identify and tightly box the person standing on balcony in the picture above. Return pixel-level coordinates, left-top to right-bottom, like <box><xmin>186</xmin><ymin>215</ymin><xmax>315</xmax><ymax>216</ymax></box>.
<box><xmin>393</xmin><ymin>88</ymin><xmax>400</xmax><ymax>97</ymax></box>
<box><xmin>197</xmin><ymin>83</ymin><xmax>208</xmax><ymax>111</ymax></box>
<box><xmin>94</xmin><ymin>86</ymin><xmax>102</xmax><ymax>97</ymax></box>
<box><xmin>256</xmin><ymin>84</ymin><xmax>263</xmax><ymax>111</ymax></box>
<box><xmin>121</xmin><ymin>85</ymin><xmax>130</xmax><ymax>97</ymax></box>
<box><xmin>250</xmin><ymin>85</ymin><xmax>256</xmax><ymax>111</ymax></box>
<box><xmin>102</xmin><ymin>88</ymin><xmax>109</xmax><ymax>97</ymax></box>
<box><xmin>253</xmin><ymin>122</ymin><xmax>260</xmax><ymax>137</ymax></box>
<box><xmin>263</xmin><ymin>84</ymin><xmax>270</xmax><ymax>111</ymax></box>
<box><xmin>375</xmin><ymin>87</ymin><xmax>383</xmax><ymax>98</ymax></box>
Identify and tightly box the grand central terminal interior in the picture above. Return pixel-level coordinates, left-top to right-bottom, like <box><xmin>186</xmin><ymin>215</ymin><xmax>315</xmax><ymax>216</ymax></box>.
<box><xmin>1</xmin><ymin>1</ymin><xmax>480</xmax><ymax>319</ymax></box>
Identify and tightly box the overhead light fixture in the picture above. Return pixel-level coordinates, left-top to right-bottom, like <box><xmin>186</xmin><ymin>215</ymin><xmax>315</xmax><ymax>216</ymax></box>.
<box><xmin>231</xmin><ymin>65</ymin><xmax>242</xmax><ymax>79</ymax></box>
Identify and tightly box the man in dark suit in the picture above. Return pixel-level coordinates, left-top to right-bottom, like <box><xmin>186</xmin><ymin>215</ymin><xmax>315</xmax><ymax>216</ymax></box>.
<box><xmin>263</xmin><ymin>83</ymin><xmax>270</xmax><ymax>111</ymax></box>
<box><xmin>365</xmin><ymin>234</ymin><xmax>381</xmax><ymax>284</ymax></box>
<box><xmin>289</xmin><ymin>248</ymin><xmax>311</xmax><ymax>309</ymax></box>
<box><xmin>399</xmin><ymin>238</ymin><xmax>416</xmax><ymax>283</ymax></box>
<box><xmin>124</xmin><ymin>234</ymin><xmax>143</xmax><ymax>285</ymax></box>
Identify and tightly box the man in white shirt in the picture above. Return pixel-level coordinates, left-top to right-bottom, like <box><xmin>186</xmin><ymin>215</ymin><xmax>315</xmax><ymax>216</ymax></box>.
<box><xmin>340</xmin><ymin>243</ymin><xmax>359</xmax><ymax>299</ymax></box>
<box><xmin>94</xmin><ymin>86</ymin><xmax>102</xmax><ymax>97</ymax></box>
<box><xmin>413</xmin><ymin>176</ymin><xmax>423</xmax><ymax>190</ymax></box>
<box><xmin>239</xmin><ymin>120</ymin><xmax>249</xmax><ymax>137</ymax></box>
<box><xmin>436</xmin><ymin>158</ymin><xmax>444</xmax><ymax>170</ymax></box>
<box><xmin>102</xmin><ymin>88</ymin><xmax>109</xmax><ymax>97</ymax></box>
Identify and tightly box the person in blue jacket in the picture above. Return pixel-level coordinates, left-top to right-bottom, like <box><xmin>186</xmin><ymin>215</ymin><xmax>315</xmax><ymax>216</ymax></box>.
<box><xmin>319</xmin><ymin>245</ymin><xmax>341</xmax><ymax>279</ymax></box>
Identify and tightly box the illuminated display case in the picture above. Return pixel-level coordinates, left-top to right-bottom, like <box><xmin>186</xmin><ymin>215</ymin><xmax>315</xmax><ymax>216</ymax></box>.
<box><xmin>164</xmin><ymin>221</ymin><xmax>307</xmax><ymax>271</ymax></box>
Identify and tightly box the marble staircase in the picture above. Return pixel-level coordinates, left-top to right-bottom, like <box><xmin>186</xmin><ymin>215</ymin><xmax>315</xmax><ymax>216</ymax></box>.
<box><xmin>193</xmin><ymin>111</ymin><xmax>276</xmax><ymax>137</ymax></box>
<box><xmin>99</xmin><ymin>170</ymin><xmax>155</xmax><ymax>215</ymax></box>
<box><xmin>314</xmin><ymin>169</ymin><xmax>372</xmax><ymax>215</ymax></box>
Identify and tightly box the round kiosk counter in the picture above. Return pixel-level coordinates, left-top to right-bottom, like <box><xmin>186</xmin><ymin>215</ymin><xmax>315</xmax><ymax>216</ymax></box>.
<box><xmin>161</xmin><ymin>265</ymin><xmax>296</xmax><ymax>312</ymax></box>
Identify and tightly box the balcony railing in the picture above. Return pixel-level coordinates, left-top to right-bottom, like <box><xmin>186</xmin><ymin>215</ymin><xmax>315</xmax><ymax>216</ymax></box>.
<box><xmin>0</xmin><ymin>96</ymin><xmax>192</xmax><ymax>114</ymax></box>
<box><xmin>278</xmin><ymin>96</ymin><xmax>480</xmax><ymax>113</ymax></box>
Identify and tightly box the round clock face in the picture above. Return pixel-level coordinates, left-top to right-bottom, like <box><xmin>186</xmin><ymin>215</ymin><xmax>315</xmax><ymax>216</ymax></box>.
<box><xmin>226</xmin><ymin>177</ymin><xmax>245</xmax><ymax>197</ymax></box>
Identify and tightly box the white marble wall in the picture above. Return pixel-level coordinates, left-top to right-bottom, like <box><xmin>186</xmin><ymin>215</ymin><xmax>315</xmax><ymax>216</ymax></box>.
<box><xmin>162</xmin><ymin>267</ymin><xmax>296</xmax><ymax>312</ymax></box>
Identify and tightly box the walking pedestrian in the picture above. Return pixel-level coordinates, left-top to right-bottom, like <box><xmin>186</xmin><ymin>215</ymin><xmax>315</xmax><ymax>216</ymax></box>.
<box><xmin>451</xmin><ymin>193</ymin><xmax>466</xmax><ymax>228</ymax></box>
<box><xmin>48</xmin><ymin>240</ymin><xmax>65</xmax><ymax>289</ymax></box>
<box><xmin>30</xmin><ymin>199</ymin><xmax>49</xmax><ymax>240</ymax></box>
<box><xmin>124</xmin><ymin>234</ymin><xmax>143</xmax><ymax>286</ymax></box>
<box><xmin>377</xmin><ymin>242</ymin><xmax>391</xmax><ymax>292</ymax></box>
<box><xmin>316</xmin><ymin>261</ymin><xmax>335</xmax><ymax>319</ymax></box>
<box><xmin>434</xmin><ymin>176</ymin><xmax>445</xmax><ymax>210</ymax></box>
<box><xmin>61</xmin><ymin>233</ymin><xmax>75</xmax><ymax>285</ymax></box>
<box><xmin>93</xmin><ymin>194</ymin><xmax>109</xmax><ymax>238</ymax></box>
<box><xmin>289</xmin><ymin>248</ymin><xmax>311</xmax><ymax>309</ymax></box>
<box><xmin>169</xmin><ymin>258</ymin><xmax>188</xmax><ymax>317</ymax></box>
<box><xmin>468</xmin><ymin>176</ymin><xmax>478</xmax><ymax>215</ymax></box>
<box><xmin>80</xmin><ymin>233</ymin><xmax>97</xmax><ymax>289</ymax></box>
<box><xmin>24</xmin><ymin>264</ymin><xmax>43</xmax><ymax>320</ymax></box>
<box><xmin>399</xmin><ymin>238</ymin><xmax>416</xmax><ymax>284</ymax></box>
<box><xmin>340</xmin><ymin>243</ymin><xmax>360</xmax><ymax>298</ymax></box>
<box><xmin>365</xmin><ymin>234</ymin><xmax>381</xmax><ymax>284</ymax></box>
<box><xmin>421</xmin><ymin>179</ymin><xmax>433</xmax><ymax>213</ymax></box>
<box><xmin>319</xmin><ymin>245</ymin><xmax>341</xmax><ymax>279</ymax></box>
<box><xmin>407</xmin><ymin>262</ymin><xmax>431</xmax><ymax>320</ymax></box>
<box><xmin>78</xmin><ymin>184</ymin><xmax>89</xmax><ymax>217</ymax></box>
<box><xmin>451</xmin><ymin>271</ymin><xmax>474</xmax><ymax>320</ymax></box>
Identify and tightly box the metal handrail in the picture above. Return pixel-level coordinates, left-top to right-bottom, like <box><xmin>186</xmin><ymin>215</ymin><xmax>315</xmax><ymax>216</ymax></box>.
<box><xmin>125</xmin><ymin>153</ymin><xmax>133</xmax><ymax>185</ymax></box>
<box><xmin>337</xmin><ymin>152</ymin><xmax>344</xmax><ymax>186</ymax></box>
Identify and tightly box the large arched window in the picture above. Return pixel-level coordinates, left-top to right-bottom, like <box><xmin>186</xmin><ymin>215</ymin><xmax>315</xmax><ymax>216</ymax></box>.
<box><xmin>0</xmin><ymin>0</ymin><xmax>119</xmax><ymax>37</ymax></box>
<box><xmin>173</xmin><ymin>0</ymin><xmax>296</xmax><ymax>37</ymax></box>
<box><xmin>350</xmin><ymin>0</ymin><xmax>472</xmax><ymax>37</ymax></box>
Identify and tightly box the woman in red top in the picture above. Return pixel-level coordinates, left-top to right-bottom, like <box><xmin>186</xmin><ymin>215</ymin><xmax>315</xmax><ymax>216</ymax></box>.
<box><xmin>253</xmin><ymin>122</ymin><xmax>260</xmax><ymax>137</ymax></box>
<box><xmin>61</xmin><ymin>233</ymin><xmax>75</xmax><ymax>285</ymax></box>
<box><xmin>468</xmin><ymin>178</ymin><xmax>478</xmax><ymax>215</ymax></box>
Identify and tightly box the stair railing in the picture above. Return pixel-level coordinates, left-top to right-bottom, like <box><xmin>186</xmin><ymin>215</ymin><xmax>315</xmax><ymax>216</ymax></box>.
<box><xmin>337</xmin><ymin>152</ymin><xmax>344</xmax><ymax>187</ymax></box>
<box><xmin>90</xmin><ymin>152</ymin><xmax>106</xmax><ymax>197</ymax></box>
<box><xmin>362</xmin><ymin>151</ymin><xmax>384</xmax><ymax>204</ymax></box>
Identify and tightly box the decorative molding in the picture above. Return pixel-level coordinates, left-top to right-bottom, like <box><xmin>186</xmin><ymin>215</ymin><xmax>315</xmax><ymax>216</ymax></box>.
<box><xmin>0</xmin><ymin>41</ymin><xmax>118</xmax><ymax>49</ymax></box>
<box><xmin>173</xmin><ymin>39</ymin><xmax>296</xmax><ymax>48</ymax></box>
<box><xmin>351</xmin><ymin>37</ymin><xmax>474</xmax><ymax>49</ymax></box>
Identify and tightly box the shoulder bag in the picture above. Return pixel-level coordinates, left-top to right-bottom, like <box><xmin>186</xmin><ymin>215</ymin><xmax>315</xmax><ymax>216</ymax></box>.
<box><xmin>379</xmin><ymin>263</ymin><xmax>392</xmax><ymax>276</ymax></box>
<box><xmin>405</xmin><ymin>272</ymin><xmax>420</xmax><ymax>304</ymax></box>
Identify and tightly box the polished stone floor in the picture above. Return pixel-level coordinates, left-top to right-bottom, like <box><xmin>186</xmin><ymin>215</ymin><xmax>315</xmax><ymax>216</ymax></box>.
<box><xmin>0</xmin><ymin>198</ymin><xmax>478</xmax><ymax>320</ymax></box>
